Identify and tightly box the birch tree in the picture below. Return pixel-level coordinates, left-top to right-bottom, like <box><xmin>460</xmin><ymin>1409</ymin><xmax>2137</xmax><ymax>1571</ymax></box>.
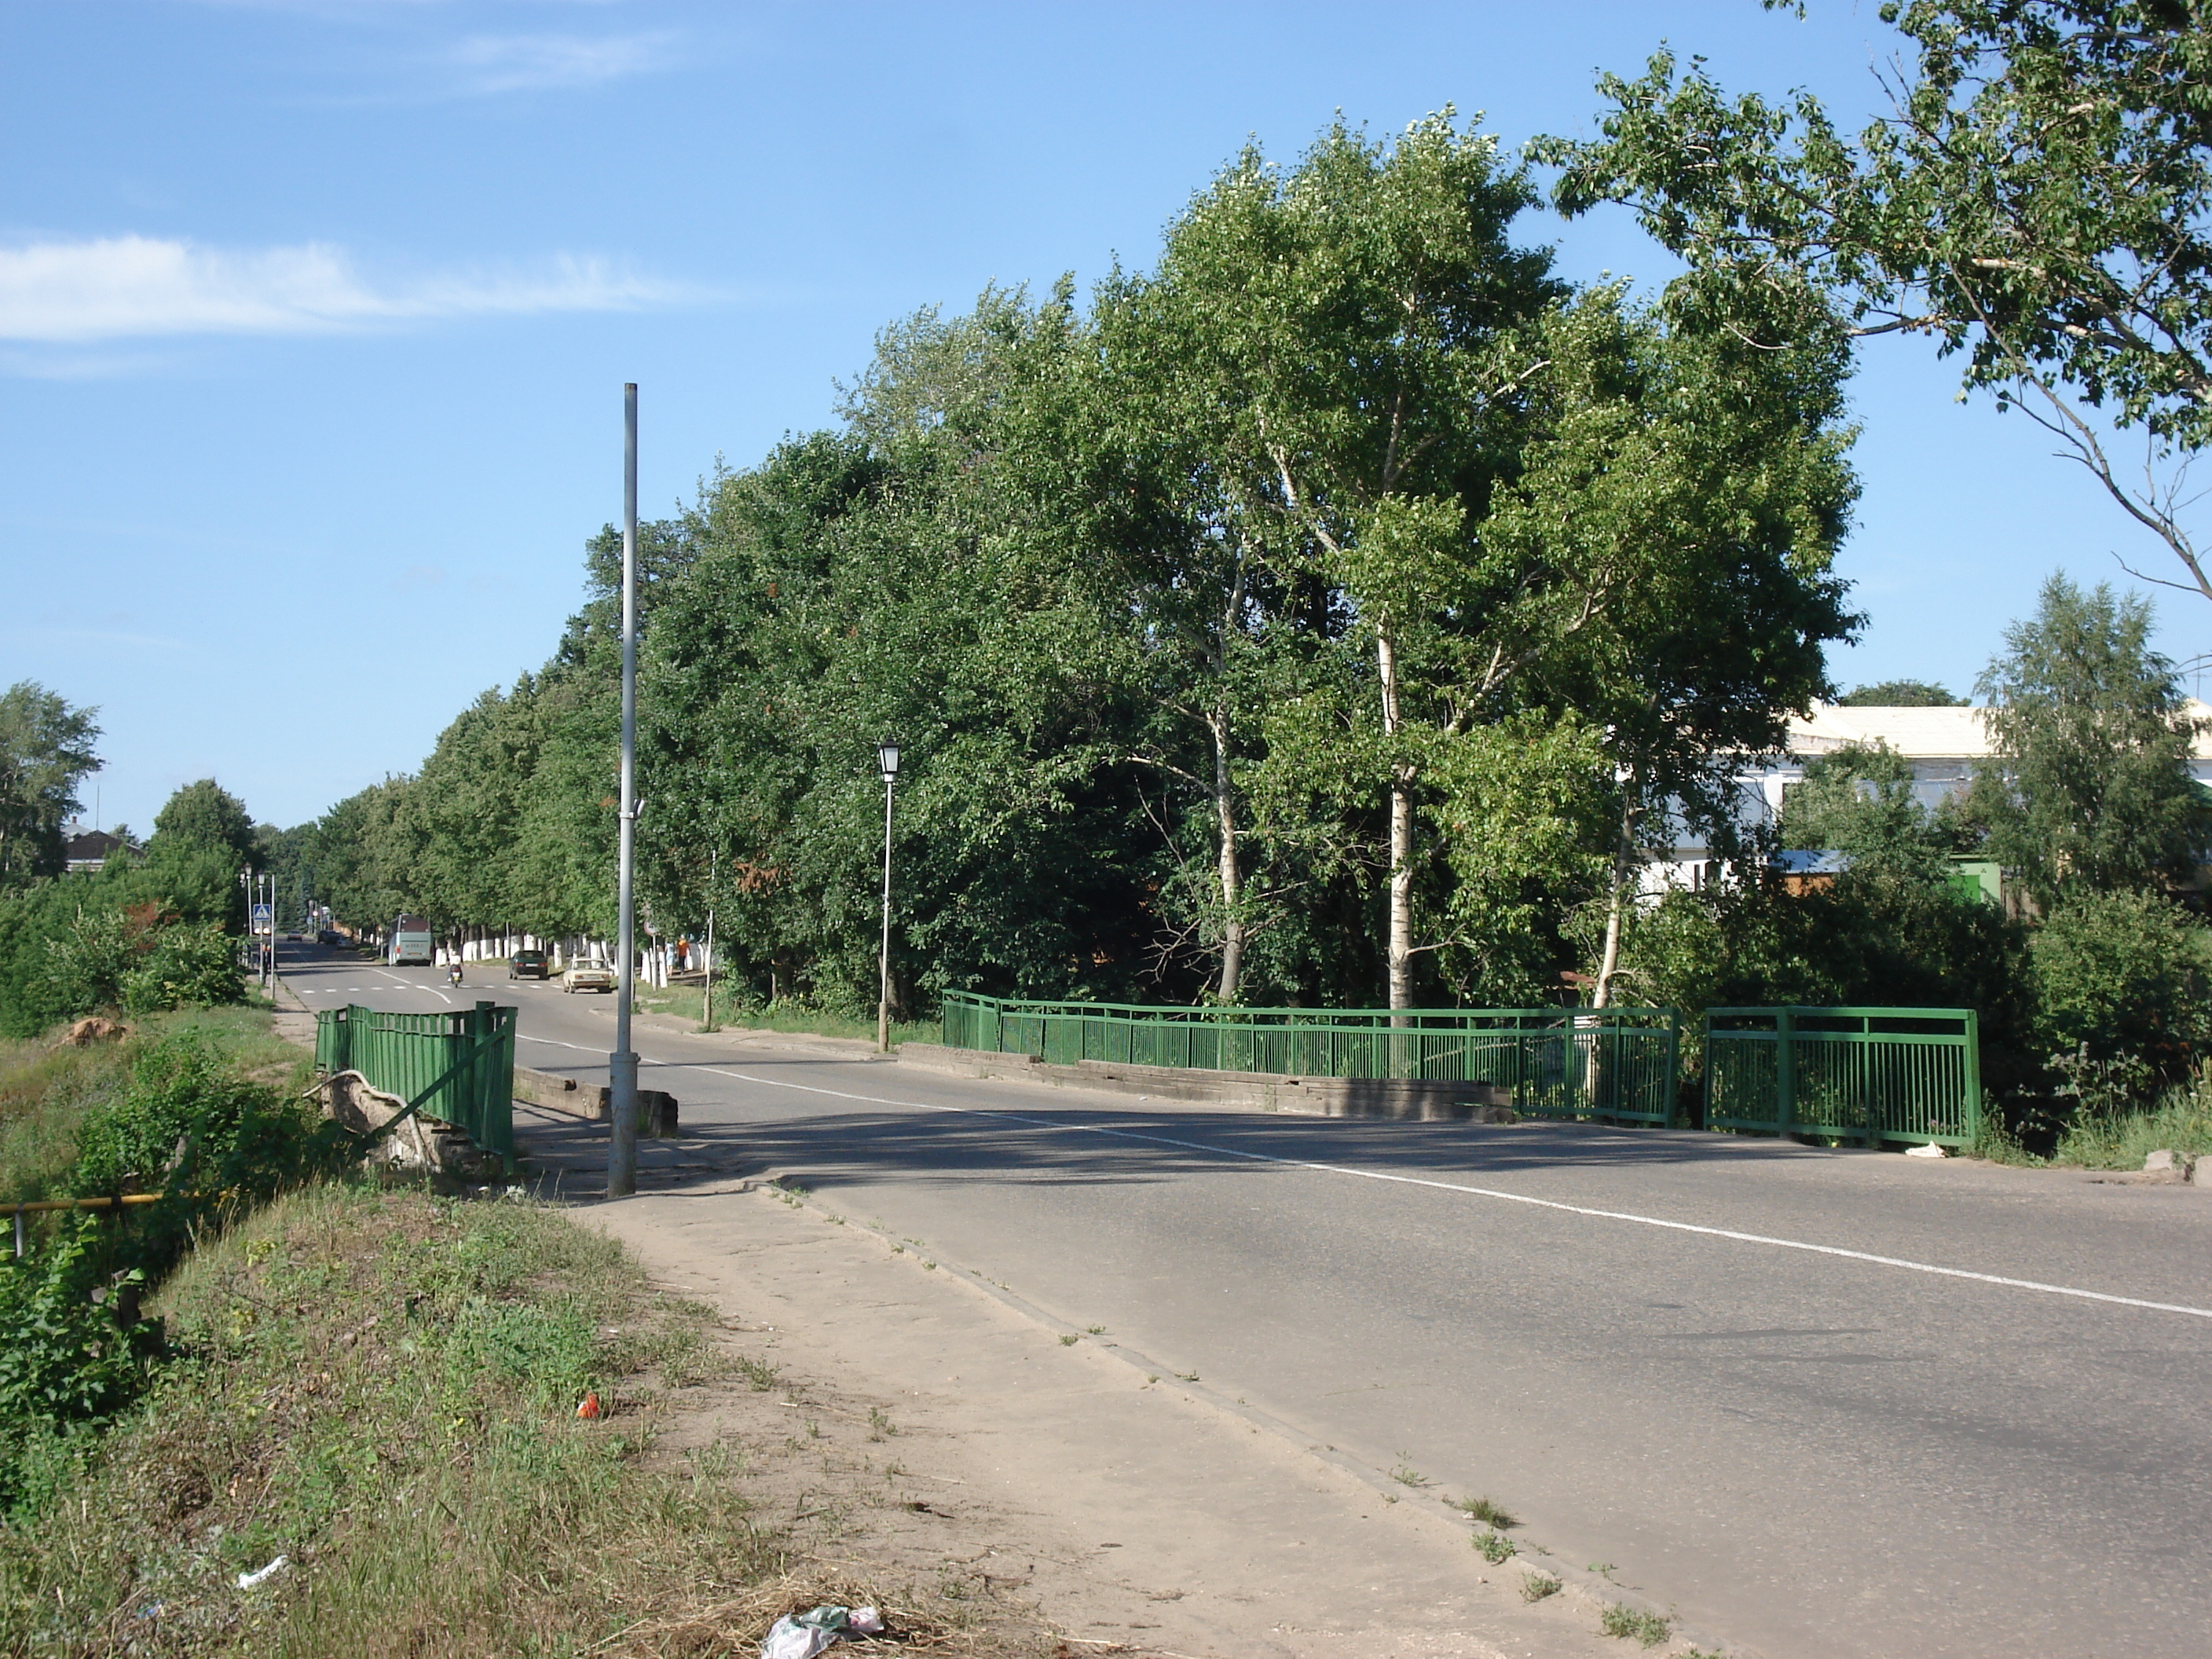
<box><xmin>1107</xmin><ymin>114</ymin><xmax>1562</xmax><ymax>1007</ymax></box>
<box><xmin>1547</xmin><ymin>2</ymin><xmax>2212</xmax><ymax>608</ymax></box>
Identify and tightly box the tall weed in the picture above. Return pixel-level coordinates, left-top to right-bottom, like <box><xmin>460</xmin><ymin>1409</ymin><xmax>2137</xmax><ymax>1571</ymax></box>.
<box><xmin>2052</xmin><ymin>1071</ymin><xmax>2212</xmax><ymax>1168</ymax></box>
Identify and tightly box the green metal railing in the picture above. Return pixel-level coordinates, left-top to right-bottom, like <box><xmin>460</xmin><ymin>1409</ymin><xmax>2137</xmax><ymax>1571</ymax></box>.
<box><xmin>315</xmin><ymin>1002</ymin><xmax>517</xmax><ymax>1168</ymax></box>
<box><xmin>1704</xmin><ymin>1006</ymin><xmax>1981</xmax><ymax>1148</ymax></box>
<box><xmin>942</xmin><ymin>992</ymin><xmax>1680</xmax><ymax>1123</ymax></box>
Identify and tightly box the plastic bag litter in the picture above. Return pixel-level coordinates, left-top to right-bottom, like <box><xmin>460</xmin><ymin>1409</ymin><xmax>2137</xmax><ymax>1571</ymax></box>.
<box><xmin>758</xmin><ymin>1602</ymin><xmax>885</xmax><ymax>1657</ymax></box>
<box><xmin>236</xmin><ymin>1555</ymin><xmax>289</xmax><ymax>1591</ymax></box>
<box><xmin>760</xmin><ymin>1615</ymin><xmax>838</xmax><ymax>1659</ymax></box>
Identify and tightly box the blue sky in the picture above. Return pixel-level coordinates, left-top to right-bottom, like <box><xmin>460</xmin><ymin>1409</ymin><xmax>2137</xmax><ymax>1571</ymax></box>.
<box><xmin>2</xmin><ymin>0</ymin><xmax>2199</xmax><ymax>834</ymax></box>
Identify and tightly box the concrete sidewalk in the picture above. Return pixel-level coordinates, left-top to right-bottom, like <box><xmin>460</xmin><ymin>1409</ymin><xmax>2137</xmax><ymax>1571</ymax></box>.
<box><xmin>560</xmin><ymin>1155</ymin><xmax>1676</xmax><ymax>1659</ymax></box>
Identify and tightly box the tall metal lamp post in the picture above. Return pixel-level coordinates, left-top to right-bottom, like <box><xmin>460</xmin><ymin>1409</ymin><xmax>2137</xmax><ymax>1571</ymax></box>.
<box><xmin>606</xmin><ymin>383</ymin><xmax>643</xmax><ymax>1199</ymax></box>
<box><xmin>876</xmin><ymin>741</ymin><xmax>899</xmax><ymax>1053</ymax></box>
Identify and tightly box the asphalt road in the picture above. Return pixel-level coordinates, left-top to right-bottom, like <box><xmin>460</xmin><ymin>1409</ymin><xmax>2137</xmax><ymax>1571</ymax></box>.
<box><xmin>283</xmin><ymin>942</ymin><xmax>2212</xmax><ymax>1659</ymax></box>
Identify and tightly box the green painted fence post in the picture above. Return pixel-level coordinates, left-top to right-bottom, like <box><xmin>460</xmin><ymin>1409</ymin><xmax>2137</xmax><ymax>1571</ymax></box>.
<box><xmin>473</xmin><ymin>1000</ymin><xmax>495</xmax><ymax>1146</ymax></box>
<box><xmin>1666</xmin><ymin>1009</ymin><xmax>1681</xmax><ymax>1127</ymax></box>
<box><xmin>1962</xmin><ymin>1008</ymin><xmax>1983</xmax><ymax>1148</ymax></box>
<box><xmin>1776</xmin><ymin>1006</ymin><xmax>1796</xmax><ymax>1137</ymax></box>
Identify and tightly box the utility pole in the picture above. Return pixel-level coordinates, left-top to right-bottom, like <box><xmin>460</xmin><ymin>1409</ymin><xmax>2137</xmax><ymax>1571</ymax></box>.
<box><xmin>606</xmin><ymin>383</ymin><xmax>643</xmax><ymax>1198</ymax></box>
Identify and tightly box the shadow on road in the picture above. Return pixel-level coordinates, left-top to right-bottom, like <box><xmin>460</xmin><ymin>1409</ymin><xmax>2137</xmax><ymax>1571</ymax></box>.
<box><xmin>517</xmin><ymin>1049</ymin><xmax>1858</xmax><ymax>1203</ymax></box>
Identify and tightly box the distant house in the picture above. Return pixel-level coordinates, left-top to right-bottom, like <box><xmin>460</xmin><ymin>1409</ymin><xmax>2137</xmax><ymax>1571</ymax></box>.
<box><xmin>63</xmin><ymin>826</ymin><xmax>138</xmax><ymax>874</ymax></box>
<box><xmin>1654</xmin><ymin>701</ymin><xmax>2212</xmax><ymax>892</ymax></box>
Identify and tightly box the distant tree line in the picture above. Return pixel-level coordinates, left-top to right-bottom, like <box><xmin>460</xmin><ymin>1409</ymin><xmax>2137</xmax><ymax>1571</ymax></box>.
<box><xmin>300</xmin><ymin>114</ymin><xmax>1862</xmax><ymax>1020</ymax></box>
<box><xmin>297</xmin><ymin>112</ymin><xmax>2212</xmax><ymax>1133</ymax></box>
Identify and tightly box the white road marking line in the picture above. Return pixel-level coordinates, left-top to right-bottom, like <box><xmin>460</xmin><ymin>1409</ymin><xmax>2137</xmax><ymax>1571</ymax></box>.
<box><xmin>518</xmin><ymin>1035</ymin><xmax>606</xmax><ymax>1055</ymax></box>
<box><xmin>682</xmin><ymin>1064</ymin><xmax>2212</xmax><ymax>1324</ymax></box>
<box><xmin>364</xmin><ymin>966</ymin><xmax>454</xmax><ymax>1004</ymax></box>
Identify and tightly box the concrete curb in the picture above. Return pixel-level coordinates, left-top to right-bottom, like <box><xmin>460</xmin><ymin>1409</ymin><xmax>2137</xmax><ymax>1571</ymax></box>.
<box><xmin>513</xmin><ymin>1065</ymin><xmax>679</xmax><ymax>1137</ymax></box>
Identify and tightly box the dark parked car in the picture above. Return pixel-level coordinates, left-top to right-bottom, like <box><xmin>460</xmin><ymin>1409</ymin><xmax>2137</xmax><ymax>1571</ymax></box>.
<box><xmin>509</xmin><ymin>948</ymin><xmax>551</xmax><ymax>980</ymax></box>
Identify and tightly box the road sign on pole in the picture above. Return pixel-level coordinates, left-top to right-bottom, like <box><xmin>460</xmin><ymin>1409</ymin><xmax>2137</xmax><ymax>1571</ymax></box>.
<box><xmin>251</xmin><ymin>903</ymin><xmax>273</xmax><ymax>936</ymax></box>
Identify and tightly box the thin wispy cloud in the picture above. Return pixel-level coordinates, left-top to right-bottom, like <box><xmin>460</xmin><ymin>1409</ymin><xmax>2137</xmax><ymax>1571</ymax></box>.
<box><xmin>445</xmin><ymin>31</ymin><xmax>676</xmax><ymax>94</ymax></box>
<box><xmin>180</xmin><ymin>4</ymin><xmax>684</xmax><ymax>101</ymax></box>
<box><xmin>0</xmin><ymin>236</ymin><xmax>685</xmax><ymax>342</ymax></box>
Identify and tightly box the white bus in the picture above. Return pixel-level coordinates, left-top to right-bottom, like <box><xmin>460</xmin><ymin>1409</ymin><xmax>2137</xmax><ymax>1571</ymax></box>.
<box><xmin>388</xmin><ymin>914</ymin><xmax>434</xmax><ymax>967</ymax></box>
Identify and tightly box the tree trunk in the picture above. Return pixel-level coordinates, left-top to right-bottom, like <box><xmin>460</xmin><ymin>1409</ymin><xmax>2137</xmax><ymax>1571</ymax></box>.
<box><xmin>1378</xmin><ymin>619</ymin><xmax>1413</xmax><ymax>1018</ymax></box>
<box><xmin>1592</xmin><ymin>780</ymin><xmax>1638</xmax><ymax>1011</ymax></box>
<box><xmin>1209</xmin><ymin>709</ymin><xmax>1245</xmax><ymax>1003</ymax></box>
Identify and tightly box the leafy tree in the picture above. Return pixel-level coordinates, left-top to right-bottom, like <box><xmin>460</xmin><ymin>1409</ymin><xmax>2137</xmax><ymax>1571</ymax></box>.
<box><xmin>1514</xmin><ymin>295</ymin><xmax>1857</xmax><ymax>1005</ymax></box>
<box><xmin>309</xmin><ymin>779</ymin><xmax>416</xmax><ymax>939</ymax></box>
<box><xmin>1546</xmin><ymin>2</ymin><xmax>2212</xmax><ymax>606</ymax></box>
<box><xmin>295</xmin><ymin>114</ymin><xmax>1856</xmax><ymax>1020</ymax></box>
<box><xmin>2030</xmin><ymin>886</ymin><xmax>2212</xmax><ymax>1074</ymax></box>
<box><xmin>149</xmin><ymin>781</ymin><xmax>255</xmax><ymax>870</ymax></box>
<box><xmin>0</xmin><ymin>683</ymin><xmax>101</xmax><ymax>891</ymax></box>
<box><xmin>637</xmin><ymin>305</ymin><xmax>1161</xmax><ymax>1014</ymax></box>
<box><xmin>1087</xmin><ymin>265</ymin><xmax>1334</xmax><ymax>1001</ymax></box>
<box><xmin>1094</xmin><ymin>117</ymin><xmax>1857</xmax><ymax>1008</ymax></box>
<box><xmin>1082</xmin><ymin>115</ymin><xmax>1571</xmax><ymax>1007</ymax></box>
<box><xmin>253</xmin><ymin>821</ymin><xmax>321</xmax><ymax>933</ymax></box>
<box><xmin>1972</xmin><ymin>573</ymin><xmax>2210</xmax><ymax>902</ymax></box>
<box><xmin>1781</xmin><ymin>740</ymin><xmax>1957</xmax><ymax>879</ymax></box>
<box><xmin>1837</xmin><ymin>679</ymin><xmax>1965</xmax><ymax>706</ymax></box>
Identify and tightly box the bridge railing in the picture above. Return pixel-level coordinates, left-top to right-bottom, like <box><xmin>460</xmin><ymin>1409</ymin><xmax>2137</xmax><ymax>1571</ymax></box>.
<box><xmin>941</xmin><ymin>992</ymin><xmax>1679</xmax><ymax>1124</ymax></box>
<box><xmin>315</xmin><ymin>1001</ymin><xmax>516</xmax><ymax>1166</ymax></box>
<box><xmin>1704</xmin><ymin>1006</ymin><xmax>1980</xmax><ymax>1148</ymax></box>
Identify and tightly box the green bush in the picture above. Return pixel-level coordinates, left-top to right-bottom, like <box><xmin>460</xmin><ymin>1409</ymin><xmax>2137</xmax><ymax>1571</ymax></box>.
<box><xmin>0</xmin><ymin>1031</ymin><xmax>350</xmax><ymax>1511</ymax></box>
<box><xmin>44</xmin><ymin>904</ymin><xmax>243</xmax><ymax>1021</ymax></box>
<box><xmin>39</xmin><ymin>907</ymin><xmax>137</xmax><ymax>1018</ymax></box>
<box><xmin>122</xmin><ymin>920</ymin><xmax>240</xmax><ymax>1013</ymax></box>
<box><xmin>0</xmin><ymin>1221</ymin><xmax>156</xmax><ymax>1514</ymax></box>
<box><xmin>0</xmin><ymin>1222</ymin><xmax>150</xmax><ymax>1425</ymax></box>
<box><xmin>0</xmin><ymin>845</ymin><xmax>245</xmax><ymax>1037</ymax></box>
<box><xmin>1618</xmin><ymin>869</ymin><xmax>2031</xmax><ymax>1038</ymax></box>
<box><xmin>2029</xmin><ymin>889</ymin><xmax>2212</xmax><ymax>1077</ymax></box>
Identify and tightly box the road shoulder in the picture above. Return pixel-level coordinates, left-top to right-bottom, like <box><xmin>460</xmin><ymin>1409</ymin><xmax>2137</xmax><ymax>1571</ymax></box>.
<box><xmin>575</xmin><ymin>1170</ymin><xmax>1662</xmax><ymax>1659</ymax></box>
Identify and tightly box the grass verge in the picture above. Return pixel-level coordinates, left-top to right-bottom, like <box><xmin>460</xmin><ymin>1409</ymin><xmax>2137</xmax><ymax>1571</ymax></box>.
<box><xmin>2</xmin><ymin>1007</ymin><xmax>1041</xmax><ymax>1655</ymax></box>
<box><xmin>632</xmin><ymin>985</ymin><xmax>931</xmax><ymax>1047</ymax></box>
<box><xmin>1972</xmin><ymin>1071</ymin><xmax>2212</xmax><ymax>1170</ymax></box>
<box><xmin>2050</xmin><ymin>1076</ymin><xmax>2212</xmax><ymax>1168</ymax></box>
<box><xmin>0</xmin><ymin>1182</ymin><xmax>1012</xmax><ymax>1655</ymax></box>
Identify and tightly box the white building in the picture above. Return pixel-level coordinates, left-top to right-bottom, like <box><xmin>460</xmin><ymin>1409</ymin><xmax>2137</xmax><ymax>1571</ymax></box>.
<box><xmin>1655</xmin><ymin>700</ymin><xmax>2212</xmax><ymax>889</ymax></box>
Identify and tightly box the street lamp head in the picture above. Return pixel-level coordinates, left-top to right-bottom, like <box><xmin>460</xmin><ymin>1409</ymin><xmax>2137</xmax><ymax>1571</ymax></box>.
<box><xmin>877</xmin><ymin>742</ymin><xmax>900</xmax><ymax>780</ymax></box>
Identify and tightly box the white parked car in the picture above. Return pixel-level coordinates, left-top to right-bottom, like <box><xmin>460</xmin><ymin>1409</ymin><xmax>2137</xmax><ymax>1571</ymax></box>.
<box><xmin>561</xmin><ymin>958</ymin><xmax>617</xmax><ymax>994</ymax></box>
